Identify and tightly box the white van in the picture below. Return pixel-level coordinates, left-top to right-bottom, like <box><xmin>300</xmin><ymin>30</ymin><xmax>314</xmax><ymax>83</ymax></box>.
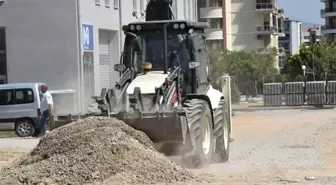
<box><xmin>0</xmin><ymin>83</ymin><xmax>45</xmax><ymax>137</ymax></box>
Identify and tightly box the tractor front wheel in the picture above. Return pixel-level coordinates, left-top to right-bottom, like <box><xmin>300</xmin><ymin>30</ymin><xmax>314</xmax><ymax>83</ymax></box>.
<box><xmin>182</xmin><ymin>99</ymin><xmax>214</xmax><ymax>168</ymax></box>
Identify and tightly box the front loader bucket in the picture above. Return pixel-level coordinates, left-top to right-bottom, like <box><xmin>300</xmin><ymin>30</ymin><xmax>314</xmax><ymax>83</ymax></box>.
<box><xmin>112</xmin><ymin>110</ymin><xmax>188</xmax><ymax>144</ymax></box>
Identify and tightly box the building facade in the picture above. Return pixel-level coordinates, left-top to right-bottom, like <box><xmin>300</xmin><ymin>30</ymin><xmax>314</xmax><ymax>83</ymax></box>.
<box><xmin>301</xmin><ymin>26</ymin><xmax>323</xmax><ymax>47</ymax></box>
<box><xmin>0</xmin><ymin>0</ymin><xmax>197</xmax><ymax>115</ymax></box>
<box><xmin>278</xmin><ymin>19</ymin><xmax>302</xmax><ymax>68</ymax></box>
<box><xmin>321</xmin><ymin>0</ymin><xmax>336</xmax><ymax>40</ymax></box>
<box><xmin>198</xmin><ymin>0</ymin><xmax>285</xmax><ymax>70</ymax></box>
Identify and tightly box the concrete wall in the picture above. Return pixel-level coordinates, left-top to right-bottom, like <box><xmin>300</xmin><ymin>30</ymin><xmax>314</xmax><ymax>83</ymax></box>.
<box><xmin>230</xmin><ymin>0</ymin><xmax>266</xmax><ymax>51</ymax></box>
<box><xmin>79</xmin><ymin>0</ymin><xmax>121</xmax><ymax>96</ymax></box>
<box><xmin>0</xmin><ymin>0</ymin><xmax>79</xmax><ymax>90</ymax></box>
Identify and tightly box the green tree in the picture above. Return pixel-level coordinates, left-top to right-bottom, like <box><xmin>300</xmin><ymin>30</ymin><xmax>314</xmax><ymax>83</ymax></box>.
<box><xmin>282</xmin><ymin>42</ymin><xmax>336</xmax><ymax>81</ymax></box>
<box><xmin>209</xmin><ymin>48</ymin><xmax>278</xmax><ymax>97</ymax></box>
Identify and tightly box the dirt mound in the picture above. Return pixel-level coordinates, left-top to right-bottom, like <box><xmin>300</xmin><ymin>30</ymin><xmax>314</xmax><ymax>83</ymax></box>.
<box><xmin>0</xmin><ymin>117</ymin><xmax>197</xmax><ymax>185</ymax></box>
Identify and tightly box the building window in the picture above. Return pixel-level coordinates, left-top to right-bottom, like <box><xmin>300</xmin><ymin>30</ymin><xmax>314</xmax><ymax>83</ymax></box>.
<box><xmin>133</xmin><ymin>0</ymin><xmax>137</xmax><ymax>12</ymax></box>
<box><xmin>210</xmin><ymin>18</ymin><xmax>223</xmax><ymax>29</ymax></box>
<box><xmin>304</xmin><ymin>36</ymin><xmax>310</xmax><ymax>39</ymax></box>
<box><xmin>209</xmin><ymin>0</ymin><xmax>222</xmax><ymax>7</ymax></box>
<box><xmin>15</xmin><ymin>89</ymin><xmax>34</xmax><ymax>105</ymax></box>
<box><xmin>95</xmin><ymin>0</ymin><xmax>100</xmax><ymax>6</ymax></box>
<box><xmin>105</xmin><ymin>0</ymin><xmax>110</xmax><ymax>7</ymax></box>
<box><xmin>113</xmin><ymin>0</ymin><xmax>118</xmax><ymax>9</ymax></box>
<box><xmin>199</xmin><ymin>0</ymin><xmax>206</xmax><ymax>8</ymax></box>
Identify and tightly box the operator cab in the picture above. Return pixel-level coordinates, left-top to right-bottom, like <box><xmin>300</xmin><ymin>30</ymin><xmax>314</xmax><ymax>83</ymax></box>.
<box><xmin>116</xmin><ymin>20</ymin><xmax>210</xmax><ymax>94</ymax></box>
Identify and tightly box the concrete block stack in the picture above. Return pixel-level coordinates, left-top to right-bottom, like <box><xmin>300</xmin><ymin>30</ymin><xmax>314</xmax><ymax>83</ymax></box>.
<box><xmin>306</xmin><ymin>81</ymin><xmax>326</xmax><ymax>105</ymax></box>
<box><xmin>327</xmin><ymin>81</ymin><xmax>336</xmax><ymax>105</ymax></box>
<box><xmin>263</xmin><ymin>83</ymin><xmax>282</xmax><ymax>106</ymax></box>
<box><xmin>284</xmin><ymin>82</ymin><xmax>305</xmax><ymax>106</ymax></box>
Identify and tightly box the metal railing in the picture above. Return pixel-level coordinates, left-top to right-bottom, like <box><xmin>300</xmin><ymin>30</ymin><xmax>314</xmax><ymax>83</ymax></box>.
<box><xmin>322</xmin><ymin>25</ymin><xmax>336</xmax><ymax>30</ymax></box>
<box><xmin>256</xmin><ymin>47</ymin><xmax>277</xmax><ymax>54</ymax></box>
<box><xmin>256</xmin><ymin>25</ymin><xmax>277</xmax><ymax>33</ymax></box>
<box><xmin>255</xmin><ymin>3</ymin><xmax>275</xmax><ymax>10</ymax></box>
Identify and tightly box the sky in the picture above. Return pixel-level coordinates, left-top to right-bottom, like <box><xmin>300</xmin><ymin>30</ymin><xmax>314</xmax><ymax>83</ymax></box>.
<box><xmin>278</xmin><ymin>0</ymin><xmax>324</xmax><ymax>26</ymax></box>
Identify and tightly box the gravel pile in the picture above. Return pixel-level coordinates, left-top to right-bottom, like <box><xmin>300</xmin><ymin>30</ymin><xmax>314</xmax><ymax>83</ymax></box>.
<box><xmin>0</xmin><ymin>117</ymin><xmax>197</xmax><ymax>185</ymax></box>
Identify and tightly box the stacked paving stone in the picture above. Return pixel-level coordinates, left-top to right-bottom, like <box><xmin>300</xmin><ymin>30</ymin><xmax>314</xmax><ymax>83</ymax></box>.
<box><xmin>263</xmin><ymin>83</ymin><xmax>282</xmax><ymax>106</ymax></box>
<box><xmin>327</xmin><ymin>81</ymin><xmax>336</xmax><ymax>105</ymax></box>
<box><xmin>284</xmin><ymin>82</ymin><xmax>305</xmax><ymax>106</ymax></box>
<box><xmin>306</xmin><ymin>81</ymin><xmax>326</xmax><ymax>105</ymax></box>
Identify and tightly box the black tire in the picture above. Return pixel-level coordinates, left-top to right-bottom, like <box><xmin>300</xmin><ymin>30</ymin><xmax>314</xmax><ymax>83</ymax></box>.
<box><xmin>213</xmin><ymin>99</ymin><xmax>230</xmax><ymax>162</ymax></box>
<box><xmin>15</xmin><ymin>119</ymin><xmax>35</xmax><ymax>137</ymax></box>
<box><xmin>182</xmin><ymin>99</ymin><xmax>214</xmax><ymax>168</ymax></box>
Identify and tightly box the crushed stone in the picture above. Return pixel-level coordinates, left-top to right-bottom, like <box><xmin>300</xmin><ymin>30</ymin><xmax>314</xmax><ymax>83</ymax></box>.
<box><xmin>0</xmin><ymin>117</ymin><xmax>201</xmax><ymax>185</ymax></box>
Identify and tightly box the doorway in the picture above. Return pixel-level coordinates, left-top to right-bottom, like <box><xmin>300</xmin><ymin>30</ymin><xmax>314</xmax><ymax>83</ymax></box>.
<box><xmin>0</xmin><ymin>28</ymin><xmax>7</xmax><ymax>84</ymax></box>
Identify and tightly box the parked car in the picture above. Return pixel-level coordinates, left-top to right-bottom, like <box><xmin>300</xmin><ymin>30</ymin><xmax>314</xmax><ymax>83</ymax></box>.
<box><xmin>0</xmin><ymin>83</ymin><xmax>45</xmax><ymax>137</ymax></box>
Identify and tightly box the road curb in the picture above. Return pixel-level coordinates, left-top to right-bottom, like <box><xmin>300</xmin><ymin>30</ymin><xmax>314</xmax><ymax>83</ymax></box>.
<box><xmin>233</xmin><ymin>105</ymin><xmax>336</xmax><ymax>112</ymax></box>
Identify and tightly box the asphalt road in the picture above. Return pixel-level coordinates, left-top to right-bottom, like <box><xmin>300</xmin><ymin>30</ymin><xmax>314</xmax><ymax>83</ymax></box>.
<box><xmin>1</xmin><ymin>109</ymin><xmax>336</xmax><ymax>185</ymax></box>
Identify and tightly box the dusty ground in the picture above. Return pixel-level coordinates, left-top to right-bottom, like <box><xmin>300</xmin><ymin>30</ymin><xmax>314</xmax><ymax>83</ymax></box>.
<box><xmin>0</xmin><ymin>109</ymin><xmax>336</xmax><ymax>184</ymax></box>
<box><xmin>190</xmin><ymin>108</ymin><xmax>336</xmax><ymax>185</ymax></box>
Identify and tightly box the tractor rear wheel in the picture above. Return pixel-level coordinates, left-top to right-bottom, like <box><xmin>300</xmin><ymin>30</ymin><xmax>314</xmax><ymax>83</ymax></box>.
<box><xmin>213</xmin><ymin>99</ymin><xmax>230</xmax><ymax>162</ymax></box>
<box><xmin>182</xmin><ymin>99</ymin><xmax>214</xmax><ymax>168</ymax></box>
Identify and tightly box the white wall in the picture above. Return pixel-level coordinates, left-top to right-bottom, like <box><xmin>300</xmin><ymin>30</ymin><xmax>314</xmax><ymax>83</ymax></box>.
<box><xmin>230</xmin><ymin>0</ymin><xmax>266</xmax><ymax>51</ymax></box>
<box><xmin>290</xmin><ymin>21</ymin><xmax>301</xmax><ymax>55</ymax></box>
<box><xmin>79</xmin><ymin>0</ymin><xmax>121</xmax><ymax>97</ymax></box>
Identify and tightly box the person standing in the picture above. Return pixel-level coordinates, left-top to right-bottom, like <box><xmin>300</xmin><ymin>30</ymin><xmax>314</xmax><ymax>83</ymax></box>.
<box><xmin>40</xmin><ymin>84</ymin><xmax>53</xmax><ymax>137</ymax></box>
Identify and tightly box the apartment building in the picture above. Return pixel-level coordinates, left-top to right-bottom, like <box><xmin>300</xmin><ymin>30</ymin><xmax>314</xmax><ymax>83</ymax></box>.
<box><xmin>321</xmin><ymin>0</ymin><xmax>336</xmax><ymax>40</ymax></box>
<box><xmin>278</xmin><ymin>19</ymin><xmax>302</xmax><ymax>68</ymax></box>
<box><xmin>198</xmin><ymin>0</ymin><xmax>285</xmax><ymax>70</ymax></box>
<box><xmin>0</xmin><ymin>0</ymin><xmax>197</xmax><ymax>115</ymax></box>
<box><xmin>301</xmin><ymin>26</ymin><xmax>323</xmax><ymax>46</ymax></box>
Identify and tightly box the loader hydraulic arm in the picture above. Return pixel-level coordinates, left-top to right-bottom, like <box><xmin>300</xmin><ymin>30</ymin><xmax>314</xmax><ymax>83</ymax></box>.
<box><xmin>115</xmin><ymin>68</ymin><xmax>135</xmax><ymax>90</ymax></box>
<box><xmin>155</xmin><ymin>66</ymin><xmax>182</xmax><ymax>109</ymax></box>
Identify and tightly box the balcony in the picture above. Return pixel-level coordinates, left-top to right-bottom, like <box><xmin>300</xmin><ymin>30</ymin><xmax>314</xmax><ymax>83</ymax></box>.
<box><xmin>277</xmin><ymin>28</ymin><xmax>285</xmax><ymax>36</ymax></box>
<box><xmin>256</xmin><ymin>25</ymin><xmax>277</xmax><ymax>35</ymax></box>
<box><xmin>277</xmin><ymin>8</ymin><xmax>285</xmax><ymax>17</ymax></box>
<box><xmin>321</xmin><ymin>8</ymin><xmax>336</xmax><ymax>18</ymax></box>
<box><xmin>321</xmin><ymin>25</ymin><xmax>336</xmax><ymax>34</ymax></box>
<box><xmin>200</xmin><ymin>7</ymin><xmax>223</xmax><ymax>19</ymax></box>
<box><xmin>278</xmin><ymin>47</ymin><xmax>286</xmax><ymax>55</ymax></box>
<box><xmin>205</xmin><ymin>28</ymin><xmax>223</xmax><ymax>40</ymax></box>
<box><xmin>256</xmin><ymin>47</ymin><xmax>277</xmax><ymax>54</ymax></box>
<box><xmin>255</xmin><ymin>3</ymin><xmax>277</xmax><ymax>13</ymax></box>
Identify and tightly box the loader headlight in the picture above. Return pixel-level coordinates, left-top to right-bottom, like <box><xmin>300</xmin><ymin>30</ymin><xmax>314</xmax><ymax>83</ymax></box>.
<box><xmin>136</xmin><ymin>25</ymin><xmax>142</xmax><ymax>31</ymax></box>
<box><xmin>180</xmin><ymin>23</ymin><xmax>186</xmax><ymax>29</ymax></box>
<box><xmin>130</xmin><ymin>25</ymin><xmax>135</xmax><ymax>30</ymax></box>
<box><xmin>173</xmin><ymin>23</ymin><xmax>179</xmax><ymax>29</ymax></box>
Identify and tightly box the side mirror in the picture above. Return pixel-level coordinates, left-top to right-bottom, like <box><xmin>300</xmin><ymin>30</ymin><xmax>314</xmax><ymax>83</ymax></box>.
<box><xmin>114</xmin><ymin>64</ymin><xmax>126</xmax><ymax>72</ymax></box>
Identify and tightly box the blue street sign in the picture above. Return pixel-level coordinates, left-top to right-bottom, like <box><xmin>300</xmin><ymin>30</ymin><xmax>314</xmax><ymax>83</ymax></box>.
<box><xmin>82</xmin><ymin>24</ymin><xmax>94</xmax><ymax>51</ymax></box>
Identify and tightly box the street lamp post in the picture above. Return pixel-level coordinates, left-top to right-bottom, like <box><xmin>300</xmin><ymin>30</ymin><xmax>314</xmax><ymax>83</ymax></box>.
<box><xmin>302</xmin><ymin>65</ymin><xmax>306</xmax><ymax>77</ymax></box>
<box><xmin>302</xmin><ymin>65</ymin><xmax>307</xmax><ymax>104</ymax></box>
